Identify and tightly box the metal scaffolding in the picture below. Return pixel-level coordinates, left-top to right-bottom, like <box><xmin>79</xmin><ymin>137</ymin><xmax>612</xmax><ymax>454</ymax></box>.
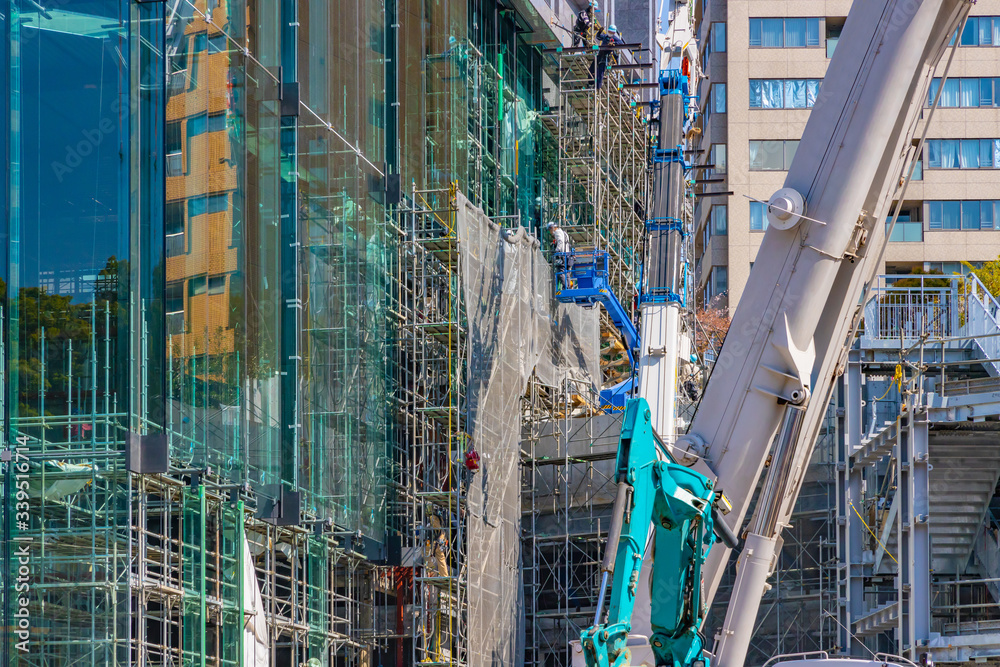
<box><xmin>522</xmin><ymin>376</ymin><xmax>621</xmax><ymax>667</ymax></box>
<box><xmin>540</xmin><ymin>45</ymin><xmax>651</xmax><ymax>331</ymax></box>
<box><xmin>397</xmin><ymin>187</ymin><xmax>469</xmax><ymax>666</ymax></box>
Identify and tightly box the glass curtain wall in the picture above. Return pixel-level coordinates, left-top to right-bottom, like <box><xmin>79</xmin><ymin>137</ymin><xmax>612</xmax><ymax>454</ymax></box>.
<box><xmin>297</xmin><ymin>0</ymin><xmax>391</xmax><ymax>537</ymax></box>
<box><xmin>2</xmin><ymin>1</ymin><xmax>139</xmax><ymax>661</ymax></box>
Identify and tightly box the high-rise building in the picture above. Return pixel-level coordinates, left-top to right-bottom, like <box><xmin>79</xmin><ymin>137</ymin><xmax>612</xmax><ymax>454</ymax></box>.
<box><xmin>693</xmin><ymin>0</ymin><xmax>1000</xmax><ymax>312</ymax></box>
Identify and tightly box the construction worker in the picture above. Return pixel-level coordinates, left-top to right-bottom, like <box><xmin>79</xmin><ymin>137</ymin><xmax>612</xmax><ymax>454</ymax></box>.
<box><xmin>595</xmin><ymin>25</ymin><xmax>624</xmax><ymax>90</ymax></box>
<box><xmin>426</xmin><ymin>510</ymin><xmax>450</xmax><ymax>577</ymax></box>
<box><xmin>547</xmin><ymin>222</ymin><xmax>572</xmax><ymax>289</ymax></box>
<box><xmin>572</xmin><ymin>7</ymin><xmax>593</xmax><ymax>47</ymax></box>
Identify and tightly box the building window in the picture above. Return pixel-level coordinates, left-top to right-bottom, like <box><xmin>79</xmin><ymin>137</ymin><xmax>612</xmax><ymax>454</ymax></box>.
<box><xmin>166</xmin><ymin>121</ymin><xmax>182</xmax><ymax>177</ymax></box>
<box><xmin>188</xmin><ymin>194</ymin><xmax>229</xmax><ymax>217</ymax></box>
<box><xmin>750</xmin><ymin>79</ymin><xmax>821</xmax><ymax>109</ymax></box>
<box><xmin>927</xmin><ymin>200</ymin><xmax>1000</xmax><ymax>230</ymax></box>
<box><xmin>711</xmin><ymin>22</ymin><xmax>726</xmax><ymax>53</ymax></box>
<box><xmin>712</xmin><ymin>83</ymin><xmax>726</xmax><ymax>114</ymax></box>
<box><xmin>925</xmin><ymin>261</ymin><xmax>980</xmax><ymax>275</ymax></box>
<box><xmin>927</xmin><ymin>78</ymin><xmax>1000</xmax><ymax>108</ymax></box>
<box><xmin>926</xmin><ymin>139</ymin><xmax>1000</xmax><ymax>169</ymax></box>
<box><xmin>166</xmin><ymin>201</ymin><xmax>185</xmax><ymax>257</ymax></box>
<box><xmin>749</xmin><ymin>140</ymin><xmax>798</xmax><ymax>171</ymax></box>
<box><xmin>711</xmin><ymin>266</ymin><xmax>728</xmax><ymax>296</ymax></box>
<box><xmin>826</xmin><ymin>21</ymin><xmax>844</xmax><ymax>58</ymax></box>
<box><xmin>886</xmin><ymin>210</ymin><xmax>923</xmax><ymax>242</ymax></box>
<box><xmin>709</xmin><ymin>144</ymin><xmax>727</xmax><ymax>176</ymax></box>
<box><xmin>960</xmin><ymin>17</ymin><xmax>1000</xmax><ymax>46</ymax></box>
<box><xmin>711</xmin><ymin>205</ymin><xmax>728</xmax><ymax>236</ymax></box>
<box><xmin>750</xmin><ymin>201</ymin><xmax>769</xmax><ymax>231</ymax></box>
<box><xmin>208</xmin><ymin>33</ymin><xmax>228</xmax><ymax>54</ymax></box>
<box><xmin>208</xmin><ymin>275</ymin><xmax>227</xmax><ymax>295</ymax></box>
<box><xmin>749</xmin><ymin>18</ymin><xmax>821</xmax><ymax>48</ymax></box>
<box><xmin>166</xmin><ymin>281</ymin><xmax>185</xmax><ymax>335</ymax></box>
<box><xmin>187</xmin><ymin>112</ymin><xmax>228</xmax><ymax>138</ymax></box>
<box><xmin>189</xmin><ymin>276</ymin><xmax>207</xmax><ymax>296</ymax></box>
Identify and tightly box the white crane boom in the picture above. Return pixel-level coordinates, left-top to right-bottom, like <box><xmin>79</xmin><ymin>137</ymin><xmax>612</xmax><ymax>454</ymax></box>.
<box><xmin>668</xmin><ymin>1</ymin><xmax>971</xmax><ymax>665</ymax></box>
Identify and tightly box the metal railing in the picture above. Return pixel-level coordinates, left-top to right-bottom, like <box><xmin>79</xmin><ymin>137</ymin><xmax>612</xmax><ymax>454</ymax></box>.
<box><xmin>861</xmin><ymin>274</ymin><xmax>1000</xmax><ymax>367</ymax></box>
<box><xmin>861</xmin><ymin>275</ymin><xmax>956</xmax><ymax>346</ymax></box>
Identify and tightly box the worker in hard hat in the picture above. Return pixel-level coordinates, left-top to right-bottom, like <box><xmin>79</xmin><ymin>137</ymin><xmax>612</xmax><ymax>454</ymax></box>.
<box><xmin>595</xmin><ymin>25</ymin><xmax>625</xmax><ymax>90</ymax></box>
<box><xmin>572</xmin><ymin>7</ymin><xmax>593</xmax><ymax>47</ymax></box>
<box><xmin>548</xmin><ymin>222</ymin><xmax>573</xmax><ymax>289</ymax></box>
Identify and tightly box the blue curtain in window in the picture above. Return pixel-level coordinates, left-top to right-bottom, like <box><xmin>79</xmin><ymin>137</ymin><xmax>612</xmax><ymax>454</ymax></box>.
<box><xmin>763</xmin><ymin>80</ymin><xmax>783</xmax><ymax>108</ymax></box>
<box><xmin>941</xmin><ymin>79</ymin><xmax>960</xmax><ymax>107</ymax></box>
<box><xmin>712</xmin><ymin>206</ymin><xmax>728</xmax><ymax>235</ymax></box>
<box><xmin>749</xmin><ymin>19</ymin><xmax>762</xmax><ymax>47</ymax></box>
<box><xmin>806</xmin><ymin>19</ymin><xmax>820</xmax><ymax>46</ymax></box>
<box><xmin>749</xmin><ymin>80</ymin><xmax>762</xmax><ymax>108</ymax></box>
<box><xmin>784</xmin><ymin>19</ymin><xmax>805</xmax><ymax>47</ymax></box>
<box><xmin>994</xmin><ymin>19</ymin><xmax>1000</xmax><ymax>46</ymax></box>
<box><xmin>981</xmin><ymin>17</ymin><xmax>994</xmax><ymax>45</ymax></box>
<box><xmin>806</xmin><ymin>80</ymin><xmax>820</xmax><ymax>107</ymax></box>
<box><xmin>762</xmin><ymin>19</ymin><xmax>783</xmax><ymax>47</ymax></box>
<box><xmin>981</xmin><ymin>140</ymin><xmax>994</xmax><ymax>168</ymax></box>
<box><xmin>962</xmin><ymin>201</ymin><xmax>981</xmax><ymax>229</ymax></box>
<box><xmin>959</xmin><ymin>139</ymin><xmax>980</xmax><ymax>168</ymax></box>
<box><xmin>927</xmin><ymin>140</ymin><xmax>941</xmax><ymax>169</ymax></box>
<box><xmin>993</xmin><ymin>140</ymin><xmax>1000</xmax><ymax>169</ymax></box>
<box><xmin>714</xmin><ymin>84</ymin><xmax>726</xmax><ymax>114</ymax></box>
<box><xmin>982</xmin><ymin>79</ymin><xmax>994</xmax><ymax>107</ymax></box>
<box><xmin>961</xmin><ymin>79</ymin><xmax>981</xmax><ymax>107</ymax></box>
<box><xmin>750</xmin><ymin>201</ymin><xmax>767</xmax><ymax>230</ymax></box>
<box><xmin>749</xmin><ymin>141</ymin><xmax>761</xmax><ymax>170</ymax></box>
<box><xmin>942</xmin><ymin>201</ymin><xmax>961</xmax><ymax>229</ymax></box>
<box><xmin>984</xmin><ymin>202</ymin><xmax>996</xmax><ymax>230</ymax></box>
<box><xmin>928</xmin><ymin>201</ymin><xmax>942</xmax><ymax>229</ymax></box>
<box><xmin>785</xmin><ymin>80</ymin><xmax>807</xmax><ymax>108</ymax></box>
<box><xmin>939</xmin><ymin>139</ymin><xmax>959</xmax><ymax>168</ymax></box>
<box><xmin>929</xmin><ymin>79</ymin><xmax>939</xmax><ymax>105</ymax></box>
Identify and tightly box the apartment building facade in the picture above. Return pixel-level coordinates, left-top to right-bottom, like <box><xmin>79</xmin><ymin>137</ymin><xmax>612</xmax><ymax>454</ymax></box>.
<box><xmin>693</xmin><ymin>0</ymin><xmax>1000</xmax><ymax>312</ymax></box>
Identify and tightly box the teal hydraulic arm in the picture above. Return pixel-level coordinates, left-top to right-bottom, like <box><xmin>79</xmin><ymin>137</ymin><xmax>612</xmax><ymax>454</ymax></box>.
<box><xmin>581</xmin><ymin>398</ymin><xmax>737</xmax><ymax>667</ymax></box>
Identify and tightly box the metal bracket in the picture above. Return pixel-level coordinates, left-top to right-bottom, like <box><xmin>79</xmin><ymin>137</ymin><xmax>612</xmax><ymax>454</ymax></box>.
<box><xmin>843</xmin><ymin>211</ymin><xmax>870</xmax><ymax>259</ymax></box>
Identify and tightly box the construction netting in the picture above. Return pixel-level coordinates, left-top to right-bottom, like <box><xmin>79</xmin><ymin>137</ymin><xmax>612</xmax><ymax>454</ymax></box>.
<box><xmin>457</xmin><ymin>192</ymin><xmax>599</xmax><ymax>666</ymax></box>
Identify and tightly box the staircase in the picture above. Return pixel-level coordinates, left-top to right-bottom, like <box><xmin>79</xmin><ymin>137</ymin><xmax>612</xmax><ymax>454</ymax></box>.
<box><xmin>972</xmin><ymin>513</ymin><xmax>1000</xmax><ymax>603</ymax></box>
<box><xmin>928</xmin><ymin>425</ymin><xmax>1000</xmax><ymax>572</ymax></box>
<box><xmin>862</xmin><ymin>273</ymin><xmax>1000</xmax><ymax>572</ymax></box>
<box><xmin>960</xmin><ymin>274</ymin><xmax>1000</xmax><ymax>377</ymax></box>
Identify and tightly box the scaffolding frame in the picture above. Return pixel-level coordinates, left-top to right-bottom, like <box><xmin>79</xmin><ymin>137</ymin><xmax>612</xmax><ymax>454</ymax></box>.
<box><xmin>397</xmin><ymin>186</ymin><xmax>470</xmax><ymax>667</ymax></box>
<box><xmin>522</xmin><ymin>376</ymin><xmax>621</xmax><ymax>667</ymax></box>
<box><xmin>544</xmin><ymin>47</ymin><xmax>649</xmax><ymax>320</ymax></box>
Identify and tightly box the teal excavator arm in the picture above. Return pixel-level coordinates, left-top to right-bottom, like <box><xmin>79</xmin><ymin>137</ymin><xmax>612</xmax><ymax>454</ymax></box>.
<box><xmin>581</xmin><ymin>398</ymin><xmax>737</xmax><ymax>667</ymax></box>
